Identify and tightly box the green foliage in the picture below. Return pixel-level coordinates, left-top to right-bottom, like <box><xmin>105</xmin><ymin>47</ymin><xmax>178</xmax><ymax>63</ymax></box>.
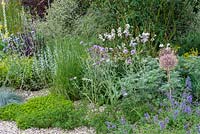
<box><xmin>5</xmin><ymin>56</ymin><xmax>33</xmax><ymax>89</ymax></box>
<box><xmin>0</xmin><ymin>54</ymin><xmax>52</xmax><ymax>90</ymax></box>
<box><xmin>76</xmin><ymin>0</ymin><xmax>198</xmax><ymax>41</ymax></box>
<box><xmin>178</xmin><ymin>56</ymin><xmax>200</xmax><ymax>99</ymax></box>
<box><xmin>36</xmin><ymin>0</ymin><xmax>78</xmax><ymax>38</ymax></box>
<box><xmin>48</xmin><ymin>38</ymin><xmax>86</xmax><ymax>100</ymax></box>
<box><xmin>0</xmin><ymin>0</ymin><xmax>23</xmax><ymax>34</ymax></box>
<box><xmin>81</xmin><ymin>60</ymin><xmax>122</xmax><ymax>105</ymax></box>
<box><xmin>0</xmin><ymin>94</ymin><xmax>87</xmax><ymax>130</ymax></box>
<box><xmin>0</xmin><ymin>87</ymin><xmax>23</xmax><ymax>107</ymax></box>
<box><xmin>178</xmin><ymin>31</ymin><xmax>200</xmax><ymax>55</ymax></box>
<box><xmin>0</xmin><ymin>103</ymin><xmax>19</xmax><ymax>120</ymax></box>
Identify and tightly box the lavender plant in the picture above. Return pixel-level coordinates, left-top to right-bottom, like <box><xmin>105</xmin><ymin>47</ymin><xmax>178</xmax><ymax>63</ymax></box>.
<box><xmin>137</xmin><ymin>77</ymin><xmax>200</xmax><ymax>134</ymax></box>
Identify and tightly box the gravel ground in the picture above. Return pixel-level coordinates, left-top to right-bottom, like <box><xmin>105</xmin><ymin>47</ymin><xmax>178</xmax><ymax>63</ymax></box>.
<box><xmin>0</xmin><ymin>89</ymin><xmax>96</xmax><ymax>134</ymax></box>
<box><xmin>0</xmin><ymin>121</ymin><xmax>95</xmax><ymax>134</ymax></box>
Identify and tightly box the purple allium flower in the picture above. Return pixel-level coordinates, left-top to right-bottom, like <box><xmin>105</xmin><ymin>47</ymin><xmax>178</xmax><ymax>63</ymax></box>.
<box><xmin>185</xmin><ymin>76</ymin><xmax>192</xmax><ymax>90</ymax></box>
<box><xmin>144</xmin><ymin>113</ymin><xmax>150</xmax><ymax>120</ymax></box>
<box><xmin>130</xmin><ymin>49</ymin><xmax>136</xmax><ymax>55</ymax></box>
<box><xmin>186</xmin><ymin>95</ymin><xmax>193</xmax><ymax>103</ymax></box>
<box><xmin>120</xmin><ymin>117</ymin><xmax>126</xmax><ymax>125</ymax></box>
<box><xmin>184</xmin><ymin>106</ymin><xmax>192</xmax><ymax>114</ymax></box>
<box><xmin>123</xmin><ymin>49</ymin><xmax>129</xmax><ymax>54</ymax></box>
<box><xmin>159</xmin><ymin>121</ymin><xmax>166</xmax><ymax>130</ymax></box>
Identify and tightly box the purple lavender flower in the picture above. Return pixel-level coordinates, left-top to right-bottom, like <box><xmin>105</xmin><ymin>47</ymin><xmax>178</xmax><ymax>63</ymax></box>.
<box><xmin>153</xmin><ymin>115</ymin><xmax>158</xmax><ymax>123</ymax></box>
<box><xmin>186</xmin><ymin>95</ymin><xmax>193</xmax><ymax>103</ymax></box>
<box><xmin>186</xmin><ymin>130</ymin><xmax>191</xmax><ymax>134</ymax></box>
<box><xmin>105</xmin><ymin>121</ymin><xmax>116</xmax><ymax>129</ymax></box>
<box><xmin>144</xmin><ymin>113</ymin><xmax>150</xmax><ymax>120</ymax></box>
<box><xmin>130</xmin><ymin>49</ymin><xmax>136</xmax><ymax>55</ymax></box>
<box><xmin>196</xmin><ymin>109</ymin><xmax>200</xmax><ymax>116</ymax></box>
<box><xmin>185</xmin><ymin>76</ymin><xmax>192</xmax><ymax>90</ymax></box>
<box><xmin>184</xmin><ymin>105</ymin><xmax>192</xmax><ymax>114</ymax></box>
<box><xmin>105</xmin><ymin>121</ymin><xmax>112</xmax><ymax>129</ymax></box>
<box><xmin>120</xmin><ymin>117</ymin><xmax>126</xmax><ymax>125</ymax></box>
<box><xmin>159</xmin><ymin>121</ymin><xmax>166</xmax><ymax>130</ymax></box>
<box><xmin>184</xmin><ymin>124</ymin><xmax>189</xmax><ymax>130</ymax></box>
<box><xmin>173</xmin><ymin>110</ymin><xmax>179</xmax><ymax>120</ymax></box>
<box><xmin>165</xmin><ymin>117</ymin><xmax>169</xmax><ymax>124</ymax></box>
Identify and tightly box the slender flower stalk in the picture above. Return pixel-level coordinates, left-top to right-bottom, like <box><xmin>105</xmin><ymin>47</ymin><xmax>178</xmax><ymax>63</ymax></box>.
<box><xmin>159</xmin><ymin>46</ymin><xmax>178</xmax><ymax>99</ymax></box>
<box><xmin>1</xmin><ymin>0</ymin><xmax>9</xmax><ymax>39</ymax></box>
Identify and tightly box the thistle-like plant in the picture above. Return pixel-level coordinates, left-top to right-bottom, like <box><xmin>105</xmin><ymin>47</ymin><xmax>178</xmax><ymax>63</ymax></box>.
<box><xmin>0</xmin><ymin>87</ymin><xmax>23</xmax><ymax>107</ymax></box>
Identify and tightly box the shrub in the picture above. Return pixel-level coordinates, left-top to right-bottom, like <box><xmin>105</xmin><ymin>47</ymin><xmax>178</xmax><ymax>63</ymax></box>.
<box><xmin>22</xmin><ymin>0</ymin><xmax>53</xmax><ymax>18</ymax></box>
<box><xmin>178</xmin><ymin>56</ymin><xmax>200</xmax><ymax>99</ymax></box>
<box><xmin>77</xmin><ymin>0</ymin><xmax>199</xmax><ymax>41</ymax></box>
<box><xmin>1</xmin><ymin>55</ymin><xmax>51</xmax><ymax>90</ymax></box>
<box><xmin>36</xmin><ymin>0</ymin><xmax>78</xmax><ymax>38</ymax></box>
<box><xmin>0</xmin><ymin>94</ymin><xmax>87</xmax><ymax>129</ymax></box>
<box><xmin>178</xmin><ymin>31</ymin><xmax>200</xmax><ymax>55</ymax></box>
<box><xmin>81</xmin><ymin>60</ymin><xmax>122</xmax><ymax>105</ymax></box>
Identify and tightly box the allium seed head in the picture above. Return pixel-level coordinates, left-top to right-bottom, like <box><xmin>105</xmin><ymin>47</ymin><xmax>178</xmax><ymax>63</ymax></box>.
<box><xmin>159</xmin><ymin>47</ymin><xmax>178</xmax><ymax>71</ymax></box>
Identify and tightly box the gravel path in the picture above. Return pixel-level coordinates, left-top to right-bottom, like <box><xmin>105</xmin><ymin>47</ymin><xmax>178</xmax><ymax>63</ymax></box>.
<box><xmin>0</xmin><ymin>89</ymin><xmax>96</xmax><ymax>134</ymax></box>
<box><xmin>0</xmin><ymin>121</ymin><xmax>95</xmax><ymax>134</ymax></box>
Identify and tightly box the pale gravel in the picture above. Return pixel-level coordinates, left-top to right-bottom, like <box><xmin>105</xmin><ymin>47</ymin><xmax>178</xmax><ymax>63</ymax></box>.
<box><xmin>0</xmin><ymin>89</ymin><xmax>96</xmax><ymax>134</ymax></box>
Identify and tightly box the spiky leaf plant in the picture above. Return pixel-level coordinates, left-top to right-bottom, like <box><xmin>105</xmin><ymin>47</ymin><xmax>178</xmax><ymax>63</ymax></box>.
<box><xmin>0</xmin><ymin>87</ymin><xmax>23</xmax><ymax>107</ymax></box>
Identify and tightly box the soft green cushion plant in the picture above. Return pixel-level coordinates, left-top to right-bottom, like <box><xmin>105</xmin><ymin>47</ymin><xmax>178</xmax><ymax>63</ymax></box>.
<box><xmin>0</xmin><ymin>94</ymin><xmax>87</xmax><ymax>129</ymax></box>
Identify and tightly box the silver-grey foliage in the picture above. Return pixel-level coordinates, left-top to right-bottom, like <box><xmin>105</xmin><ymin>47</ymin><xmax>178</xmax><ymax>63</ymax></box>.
<box><xmin>0</xmin><ymin>87</ymin><xmax>23</xmax><ymax>107</ymax></box>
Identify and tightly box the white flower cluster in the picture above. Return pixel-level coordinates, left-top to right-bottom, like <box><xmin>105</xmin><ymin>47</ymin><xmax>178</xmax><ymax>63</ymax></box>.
<box><xmin>98</xmin><ymin>24</ymin><xmax>132</xmax><ymax>42</ymax></box>
<box><xmin>159</xmin><ymin>43</ymin><xmax>170</xmax><ymax>48</ymax></box>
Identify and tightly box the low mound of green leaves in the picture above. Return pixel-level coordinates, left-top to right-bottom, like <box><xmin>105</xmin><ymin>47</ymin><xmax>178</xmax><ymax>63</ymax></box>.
<box><xmin>0</xmin><ymin>94</ymin><xmax>87</xmax><ymax>129</ymax></box>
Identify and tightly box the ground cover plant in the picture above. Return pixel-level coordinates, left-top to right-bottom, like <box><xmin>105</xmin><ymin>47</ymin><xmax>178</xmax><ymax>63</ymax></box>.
<box><xmin>0</xmin><ymin>0</ymin><xmax>199</xmax><ymax>133</ymax></box>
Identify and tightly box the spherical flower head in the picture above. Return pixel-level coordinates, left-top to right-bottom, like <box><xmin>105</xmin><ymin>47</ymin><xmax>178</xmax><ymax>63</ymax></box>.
<box><xmin>159</xmin><ymin>47</ymin><xmax>178</xmax><ymax>71</ymax></box>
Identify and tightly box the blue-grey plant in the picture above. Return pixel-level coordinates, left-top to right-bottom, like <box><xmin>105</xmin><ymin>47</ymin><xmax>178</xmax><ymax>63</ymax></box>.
<box><xmin>0</xmin><ymin>87</ymin><xmax>23</xmax><ymax>107</ymax></box>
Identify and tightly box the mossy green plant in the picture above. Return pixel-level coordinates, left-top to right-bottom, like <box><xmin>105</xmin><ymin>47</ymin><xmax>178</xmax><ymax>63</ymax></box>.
<box><xmin>0</xmin><ymin>94</ymin><xmax>87</xmax><ymax>130</ymax></box>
